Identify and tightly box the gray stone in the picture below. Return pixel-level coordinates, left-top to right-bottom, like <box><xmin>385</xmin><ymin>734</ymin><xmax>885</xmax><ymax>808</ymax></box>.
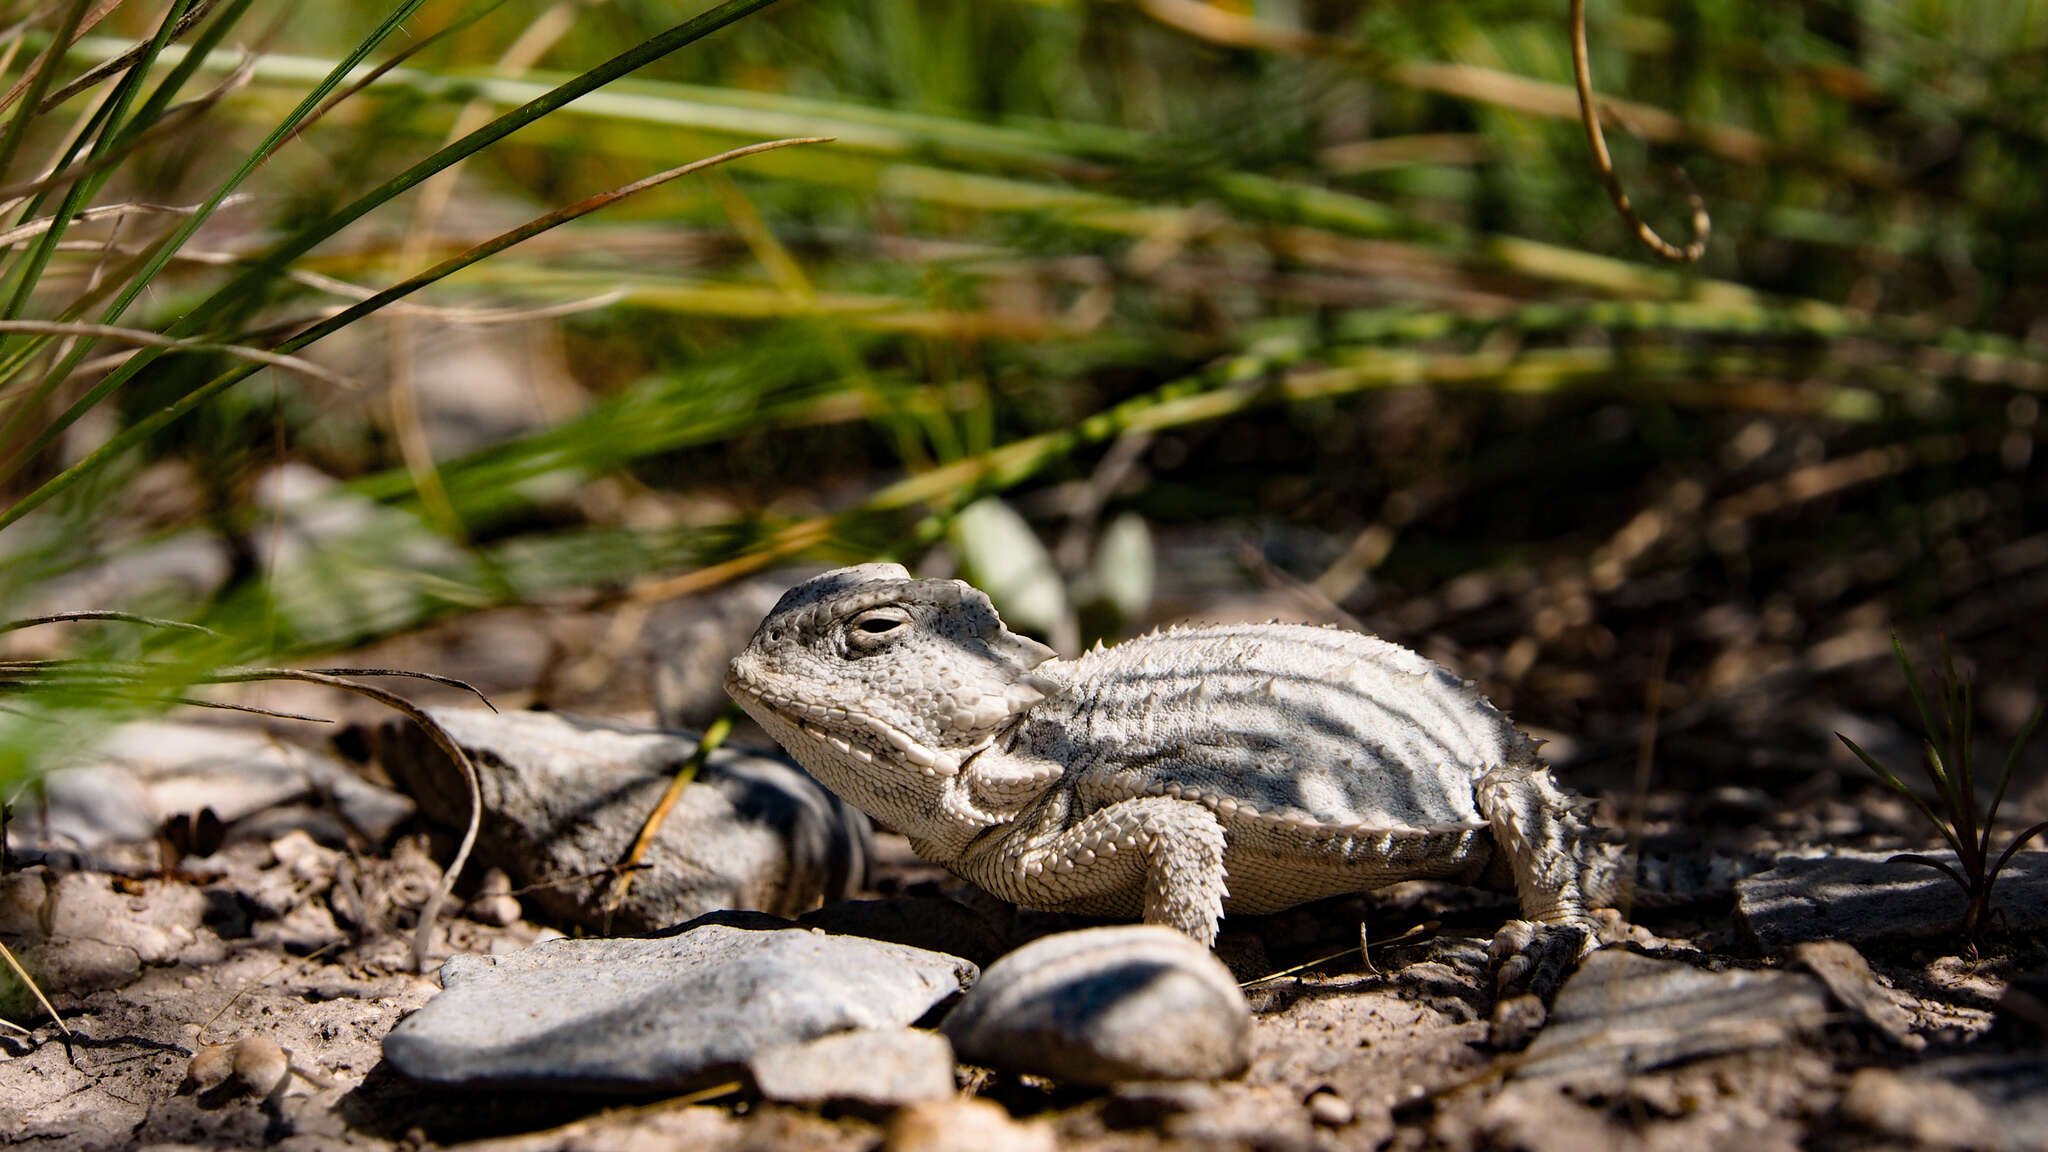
<box><xmin>1514</xmin><ymin>950</ymin><xmax>1828</xmax><ymax>1093</ymax></box>
<box><xmin>1792</xmin><ymin>940</ymin><xmax>1924</xmax><ymax>1049</ymax></box>
<box><xmin>382</xmin><ymin>913</ymin><xmax>976</xmax><ymax>1093</ymax></box>
<box><xmin>799</xmin><ymin>897</ymin><xmax>1012</xmax><ymax>967</ymax></box>
<box><xmin>249</xmin><ymin>463</ymin><xmax>479</xmax><ymax>649</ymax></box>
<box><xmin>941</xmin><ymin>925</ymin><xmax>1251</xmax><ymax>1084</ymax></box>
<box><xmin>21</xmin><ymin>721</ymin><xmax>413</xmax><ymax>853</ymax></box>
<box><xmin>746</xmin><ymin>1028</ymin><xmax>956</xmax><ymax>1107</ymax></box>
<box><xmin>648</xmin><ymin>575</ymin><xmax>793</xmax><ymax>731</ymax></box>
<box><xmin>0</xmin><ymin>869</ymin><xmax>214</xmax><ymax>1007</ymax></box>
<box><xmin>1737</xmin><ymin>850</ymin><xmax>2048</xmax><ymax>948</ymax></box>
<box><xmin>376</xmin><ymin>708</ymin><xmax>872</xmax><ymax>933</ymax></box>
<box><xmin>1842</xmin><ymin>1058</ymin><xmax>2048</xmax><ymax>1152</ymax></box>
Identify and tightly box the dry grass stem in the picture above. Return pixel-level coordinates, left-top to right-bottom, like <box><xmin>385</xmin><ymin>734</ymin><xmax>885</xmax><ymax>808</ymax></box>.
<box><xmin>0</xmin><ymin>320</ymin><xmax>356</xmax><ymax>391</ymax></box>
<box><xmin>1568</xmin><ymin>0</ymin><xmax>1709</xmax><ymax>263</ymax></box>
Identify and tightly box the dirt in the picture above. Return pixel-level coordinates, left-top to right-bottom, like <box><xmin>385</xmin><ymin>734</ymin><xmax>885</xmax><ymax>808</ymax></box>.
<box><xmin>3</xmin><ymin>571</ymin><xmax>2044</xmax><ymax>1151</ymax></box>
<box><xmin>2</xmin><ymin>805</ymin><xmax>2038</xmax><ymax>1152</ymax></box>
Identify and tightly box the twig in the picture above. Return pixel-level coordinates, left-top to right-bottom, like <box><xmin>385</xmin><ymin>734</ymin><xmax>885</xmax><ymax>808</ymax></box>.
<box><xmin>603</xmin><ymin>708</ymin><xmax>736</xmax><ymax>922</ymax></box>
<box><xmin>0</xmin><ymin>194</ymin><xmax>253</xmax><ymax>252</ymax></box>
<box><xmin>298</xmin><ymin>668</ymin><xmax>499</xmax><ymax>710</ymax></box>
<box><xmin>0</xmin><ymin>611</ymin><xmax>219</xmax><ymax>636</ymax></box>
<box><xmin>1239</xmin><ymin>921</ymin><xmax>1432</xmax><ymax>987</ymax></box>
<box><xmin>200</xmin><ymin>667</ymin><xmax>492</xmax><ymax>972</ymax></box>
<box><xmin>0</xmin><ymin>937</ymin><xmax>70</xmax><ymax>1039</ymax></box>
<box><xmin>1621</xmin><ymin>628</ymin><xmax>1671</xmax><ymax>917</ymax></box>
<box><xmin>35</xmin><ymin>0</ymin><xmax>219</xmax><ymax>113</ymax></box>
<box><xmin>1568</xmin><ymin>0</ymin><xmax>1709</xmax><ymax>263</ymax></box>
<box><xmin>0</xmin><ymin>320</ymin><xmax>356</xmax><ymax>390</ymax></box>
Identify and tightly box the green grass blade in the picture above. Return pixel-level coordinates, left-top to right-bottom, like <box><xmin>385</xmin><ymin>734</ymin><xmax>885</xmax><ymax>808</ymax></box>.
<box><xmin>109</xmin><ymin>0</ymin><xmax>259</xmax><ymax>147</ymax></box>
<box><xmin>1984</xmin><ymin>704</ymin><xmax>2045</xmax><ymax>848</ymax></box>
<box><xmin>1891</xmin><ymin>631</ymin><xmax>1944</xmax><ymax>761</ymax></box>
<box><xmin>32</xmin><ymin>0</ymin><xmax>219</xmax><ymax>114</ymax></box>
<box><xmin>0</xmin><ymin>136</ymin><xmax>822</xmax><ymax>534</ymax></box>
<box><xmin>1988</xmin><ymin>820</ymin><xmax>2048</xmax><ymax>889</ymax></box>
<box><xmin>0</xmin><ymin>0</ymin><xmax>785</xmax><ymax>499</ymax></box>
<box><xmin>0</xmin><ymin>0</ymin><xmax>431</xmax><ymax>488</ymax></box>
<box><xmin>1838</xmin><ymin>732</ymin><xmax>1965</xmax><ymax>857</ymax></box>
<box><xmin>1921</xmin><ymin>740</ymin><xmax>1969</xmax><ymax>837</ymax></box>
<box><xmin>1887</xmin><ymin>852</ymin><xmax>1972</xmax><ymax>897</ymax></box>
<box><xmin>265</xmin><ymin>137</ymin><xmax>828</xmax><ymax>358</ymax></box>
<box><xmin>1954</xmin><ymin>662</ymin><xmax>1982</xmax><ymax>862</ymax></box>
<box><xmin>0</xmin><ymin>0</ymin><xmax>200</xmax><ymax>325</ymax></box>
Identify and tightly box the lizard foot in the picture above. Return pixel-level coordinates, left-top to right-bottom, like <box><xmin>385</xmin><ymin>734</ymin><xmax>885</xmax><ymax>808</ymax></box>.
<box><xmin>1487</xmin><ymin>918</ymin><xmax>1590</xmax><ymax>1004</ymax></box>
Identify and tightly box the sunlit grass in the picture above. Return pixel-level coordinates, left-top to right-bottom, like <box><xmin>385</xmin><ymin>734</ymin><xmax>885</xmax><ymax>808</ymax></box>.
<box><xmin>0</xmin><ymin>0</ymin><xmax>2043</xmax><ymax>797</ymax></box>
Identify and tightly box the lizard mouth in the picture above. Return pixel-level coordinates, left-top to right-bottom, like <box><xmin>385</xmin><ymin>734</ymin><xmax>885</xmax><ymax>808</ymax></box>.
<box><xmin>725</xmin><ymin>678</ymin><xmax>961</xmax><ymax>779</ymax></box>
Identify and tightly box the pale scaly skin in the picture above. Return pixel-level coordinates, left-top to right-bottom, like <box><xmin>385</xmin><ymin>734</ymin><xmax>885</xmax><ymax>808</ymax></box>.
<box><xmin>724</xmin><ymin>563</ymin><xmax>1617</xmax><ymax>947</ymax></box>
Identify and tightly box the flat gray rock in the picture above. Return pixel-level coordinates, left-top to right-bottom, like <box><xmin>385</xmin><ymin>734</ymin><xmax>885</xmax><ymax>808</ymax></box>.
<box><xmin>747</xmin><ymin>1028</ymin><xmax>956</xmax><ymax>1107</ymax></box>
<box><xmin>941</xmin><ymin>925</ymin><xmax>1251</xmax><ymax>1085</ymax></box>
<box><xmin>1793</xmin><ymin>940</ymin><xmax>1924</xmax><ymax>1049</ymax></box>
<box><xmin>377</xmin><ymin>708</ymin><xmax>872</xmax><ymax>933</ymax></box>
<box><xmin>1844</xmin><ymin>1056</ymin><xmax>2048</xmax><ymax>1152</ymax></box>
<box><xmin>1737</xmin><ymin>850</ymin><xmax>2048</xmax><ymax>949</ymax></box>
<box><xmin>383</xmin><ymin>913</ymin><xmax>977</xmax><ymax>1093</ymax></box>
<box><xmin>20</xmin><ymin>721</ymin><xmax>413</xmax><ymax>853</ymax></box>
<box><xmin>1514</xmin><ymin>950</ymin><xmax>1828</xmax><ymax>1093</ymax></box>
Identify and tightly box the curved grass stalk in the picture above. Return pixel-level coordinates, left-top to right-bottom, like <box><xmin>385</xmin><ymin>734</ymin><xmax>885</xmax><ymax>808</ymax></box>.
<box><xmin>0</xmin><ymin>320</ymin><xmax>356</xmax><ymax>389</ymax></box>
<box><xmin>0</xmin><ymin>194</ymin><xmax>248</xmax><ymax>251</ymax></box>
<box><xmin>1567</xmin><ymin>0</ymin><xmax>1708</xmax><ymax>263</ymax></box>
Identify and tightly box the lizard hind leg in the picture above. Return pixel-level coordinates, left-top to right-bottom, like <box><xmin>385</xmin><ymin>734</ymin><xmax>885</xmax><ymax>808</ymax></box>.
<box><xmin>970</xmin><ymin>796</ymin><xmax>1231</xmax><ymax>946</ymax></box>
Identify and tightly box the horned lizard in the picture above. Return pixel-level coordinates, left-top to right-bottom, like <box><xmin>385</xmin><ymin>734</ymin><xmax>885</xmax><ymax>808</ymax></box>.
<box><xmin>725</xmin><ymin>563</ymin><xmax>1622</xmax><ymax>947</ymax></box>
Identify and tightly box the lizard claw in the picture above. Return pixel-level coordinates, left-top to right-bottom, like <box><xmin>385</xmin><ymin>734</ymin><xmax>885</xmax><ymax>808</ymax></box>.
<box><xmin>1488</xmin><ymin>918</ymin><xmax>1591</xmax><ymax>1003</ymax></box>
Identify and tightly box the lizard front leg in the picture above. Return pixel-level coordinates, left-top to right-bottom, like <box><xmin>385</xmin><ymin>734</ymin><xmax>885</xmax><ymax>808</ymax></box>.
<box><xmin>962</xmin><ymin>797</ymin><xmax>1231</xmax><ymax>945</ymax></box>
<box><xmin>1474</xmin><ymin>761</ymin><xmax>1609</xmax><ymax>1001</ymax></box>
<box><xmin>1474</xmin><ymin>762</ymin><xmax>1603</xmax><ymax>931</ymax></box>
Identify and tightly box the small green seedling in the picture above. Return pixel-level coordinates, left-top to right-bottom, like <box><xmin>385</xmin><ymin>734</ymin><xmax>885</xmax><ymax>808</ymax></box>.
<box><xmin>1837</xmin><ymin>633</ymin><xmax>2045</xmax><ymax>949</ymax></box>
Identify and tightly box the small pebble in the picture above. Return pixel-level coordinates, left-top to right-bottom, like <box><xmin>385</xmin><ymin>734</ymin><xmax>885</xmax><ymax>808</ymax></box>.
<box><xmin>1489</xmin><ymin>993</ymin><xmax>1548</xmax><ymax>1051</ymax></box>
<box><xmin>270</xmin><ymin>830</ymin><xmax>340</xmax><ymax>886</ymax></box>
<box><xmin>1841</xmin><ymin>1067</ymin><xmax>1993</xmax><ymax>1148</ymax></box>
<box><xmin>185</xmin><ymin>1044</ymin><xmax>235</xmax><ymax>1093</ymax></box>
<box><xmin>942</xmin><ymin>925</ymin><xmax>1251</xmax><ymax>1084</ymax></box>
<box><xmin>466</xmin><ymin>867</ymin><xmax>522</xmax><ymax>927</ymax></box>
<box><xmin>232</xmin><ymin>1036</ymin><xmax>291</xmax><ymax>1096</ymax></box>
<box><xmin>886</xmin><ymin>1097</ymin><xmax>1056</xmax><ymax>1152</ymax></box>
<box><xmin>1307</xmin><ymin>1089</ymin><xmax>1354</xmax><ymax>1127</ymax></box>
<box><xmin>747</xmin><ymin>1028</ymin><xmax>956</xmax><ymax>1107</ymax></box>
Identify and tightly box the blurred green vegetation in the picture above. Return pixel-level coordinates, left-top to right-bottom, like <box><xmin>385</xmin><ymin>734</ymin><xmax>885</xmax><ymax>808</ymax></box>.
<box><xmin>0</xmin><ymin>0</ymin><xmax>2044</xmax><ymax>795</ymax></box>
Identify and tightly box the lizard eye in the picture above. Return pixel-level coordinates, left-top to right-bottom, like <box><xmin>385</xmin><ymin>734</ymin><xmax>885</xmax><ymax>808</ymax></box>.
<box><xmin>846</xmin><ymin>607</ymin><xmax>912</xmax><ymax>651</ymax></box>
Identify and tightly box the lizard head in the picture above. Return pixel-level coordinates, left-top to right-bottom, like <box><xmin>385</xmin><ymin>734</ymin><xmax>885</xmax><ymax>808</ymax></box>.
<box><xmin>725</xmin><ymin>564</ymin><xmax>1058</xmax><ymax>829</ymax></box>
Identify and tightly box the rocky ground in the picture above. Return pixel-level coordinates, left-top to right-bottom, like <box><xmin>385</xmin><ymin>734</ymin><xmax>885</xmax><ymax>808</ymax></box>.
<box><xmin>3</xmin><ymin>578</ymin><xmax>2045</xmax><ymax>1152</ymax></box>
